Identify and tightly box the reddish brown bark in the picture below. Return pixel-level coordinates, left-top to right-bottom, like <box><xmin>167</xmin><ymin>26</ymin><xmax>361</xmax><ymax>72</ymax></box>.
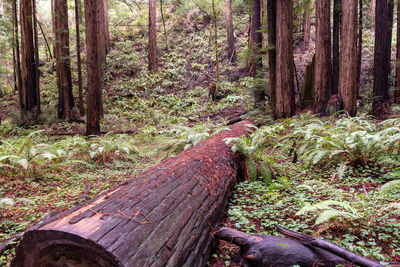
<box><xmin>75</xmin><ymin>0</ymin><xmax>84</xmax><ymax>115</ymax></box>
<box><xmin>55</xmin><ymin>0</ymin><xmax>74</xmax><ymax>120</ymax></box>
<box><xmin>303</xmin><ymin>0</ymin><xmax>311</xmax><ymax>45</ymax></box>
<box><xmin>332</xmin><ymin>0</ymin><xmax>341</xmax><ymax>95</ymax></box>
<box><xmin>12</xmin><ymin>0</ymin><xmax>22</xmax><ymax>108</ymax></box>
<box><xmin>32</xmin><ymin>0</ymin><xmax>40</xmax><ymax>115</ymax></box>
<box><xmin>395</xmin><ymin>0</ymin><xmax>400</xmax><ymax>102</ymax></box>
<box><xmin>12</xmin><ymin>121</ymin><xmax>255</xmax><ymax>267</ymax></box>
<box><xmin>339</xmin><ymin>0</ymin><xmax>358</xmax><ymax>116</ymax></box>
<box><xmin>267</xmin><ymin>0</ymin><xmax>276</xmax><ymax>117</ymax></box>
<box><xmin>314</xmin><ymin>0</ymin><xmax>332</xmax><ymax>114</ymax></box>
<box><xmin>149</xmin><ymin>0</ymin><xmax>158</xmax><ymax>72</ymax></box>
<box><xmin>85</xmin><ymin>0</ymin><xmax>103</xmax><ymax>135</ymax></box>
<box><xmin>20</xmin><ymin>0</ymin><xmax>39</xmax><ymax>114</ymax></box>
<box><xmin>275</xmin><ymin>0</ymin><xmax>295</xmax><ymax>118</ymax></box>
<box><xmin>225</xmin><ymin>0</ymin><xmax>236</xmax><ymax>63</ymax></box>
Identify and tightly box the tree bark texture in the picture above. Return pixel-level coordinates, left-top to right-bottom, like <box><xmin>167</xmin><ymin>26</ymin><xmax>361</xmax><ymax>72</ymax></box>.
<box><xmin>55</xmin><ymin>0</ymin><xmax>75</xmax><ymax>120</ymax></box>
<box><xmin>149</xmin><ymin>0</ymin><xmax>158</xmax><ymax>72</ymax></box>
<box><xmin>373</xmin><ymin>0</ymin><xmax>391</xmax><ymax>115</ymax></box>
<box><xmin>12</xmin><ymin>0</ymin><xmax>23</xmax><ymax>108</ymax></box>
<box><xmin>314</xmin><ymin>0</ymin><xmax>332</xmax><ymax>115</ymax></box>
<box><xmin>20</xmin><ymin>0</ymin><xmax>39</xmax><ymax>114</ymax></box>
<box><xmin>12</xmin><ymin>120</ymin><xmax>255</xmax><ymax>267</ymax></box>
<box><xmin>302</xmin><ymin>0</ymin><xmax>311</xmax><ymax>45</ymax></box>
<box><xmin>225</xmin><ymin>0</ymin><xmax>236</xmax><ymax>62</ymax></box>
<box><xmin>395</xmin><ymin>0</ymin><xmax>400</xmax><ymax>102</ymax></box>
<box><xmin>332</xmin><ymin>0</ymin><xmax>341</xmax><ymax>95</ymax></box>
<box><xmin>339</xmin><ymin>0</ymin><xmax>358</xmax><ymax>116</ymax></box>
<box><xmin>357</xmin><ymin>0</ymin><xmax>363</xmax><ymax>94</ymax></box>
<box><xmin>275</xmin><ymin>0</ymin><xmax>295</xmax><ymax>119</ymax></box>
<box><xmin>85</xmin><ymin>0</ymin><xmax>103</xmax><ymax>135</ymax></box>
<box><xmin>267</xmin><ymin>0</ymin><xmax>276</xmax><ymax>118</ymax></box>
<box><xmin>75</xmin><ymin>0</ymin><xmax>84</xmax><ymax>115</ymax></box>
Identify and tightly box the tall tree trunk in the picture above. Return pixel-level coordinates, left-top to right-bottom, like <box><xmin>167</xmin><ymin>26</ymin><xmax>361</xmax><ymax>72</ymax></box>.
<box><xmin>32</xmin><ymin>0</ymin><xmax>40</xmax><ymax>115</ymax></box>
<box><xmin>395</xmin><ymin>0</ymin><xmax>400</xmax><ymax>102</ymax></box>
<box><xmin>75</xmin><ymin>0</ymin><xmax>84</xmax><ymax>115</ymax></box>
<box><xmin>332</xmin><ymin>0</ymin><xmax>341</xmax><ymax>95</ymax></box>
<box><xmin>267</xmin><ymin>0</ymin><xmax>276</xmax><ymax>118</ymax></box>
<box><xmin>51</xmin><ymin>0</ymin><xmax>56</xmax><ymax>59</ymax></box>
<box><xmin>20</xmin><ymin>0</ymin><xmax>39</xmax><ymax>114</ymax></box>
<box><xmin>275</xmin><ymin>0</ymin><xmax>295</xmax><ymax>118</ymax></box>
<box><xmin>212</xmin><ymin>0</ymin><xmax>220</xmax><ymax>85</ymax></box>
<box><xmin>302</xmin><ymin>0</ymin><xmax>311</xmax><ymax>45</ymax></box>
<box><xmin>55</xmin><ymin>0</ymin><xmax>74</xmax><ymax>120</ymax></box>
<box><xmin>225</xmin><ymin>0</ymin><xmax>236</xmax><ymax>62</ymax></box>
<box><xmin>314</xmin><ymin>0</ymin><xmax>332</xmax><ymax>114</ymax></box>
<box><xmin>248</xmin><ymin>0</ymin><xmax>264</xmax><ymax>105</ymax></box>
<box><xmin>85</xmin><ymin>0</ymin><xmax>103</xmax><ymax>135</ymax></box>
<box><xmin>98</xmin><ymin>0</ymin><xmax>106</xmax><ymax>65</ymax></box>
<box><xmin>357</xmin><ymin>0</ymin><xmax>363</xmax><ymax>93</ymax></box>
<box><xmin>160</xmin><ymin>0</ymin><xmax>168</xmax><ymax>51</ymax></box>
<box><xmin>339</xmin><ymin>0</ymin><xmax>358</xmax><ymax>116</ymax></box>
<box><xmin>148</xmin><ymin>0</ymin><xmax>158</xmax><ymax>72</ymax></box>
<box><xmin>36</xmin><ymin>18</ymin><xmax>53</xmax><ymax>60</ymax></box>
<box><xmin>103</xmin><ymin>0</ymin><xmax>110</xmax><ymax>53</ymax></box>
<box><xmin>12</xmin><ymin>0</ymin><xmax>22</xmax><ymax>106</ymax></box>
<box><xmin>373</xmin><ymin>0</ymin><xmax>391</xmax><ymax>116</ymax></box>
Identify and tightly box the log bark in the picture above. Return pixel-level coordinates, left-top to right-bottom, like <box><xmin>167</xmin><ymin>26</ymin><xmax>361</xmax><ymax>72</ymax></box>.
<box><xmin>12</xmin><ymin>120</ymin><xmax>255</xmax><ymax>267</ymax></box>
<box><xmin>215</xmin><ymin>226</ymin><xmax>384</xmax><ymax>267</ymax></box>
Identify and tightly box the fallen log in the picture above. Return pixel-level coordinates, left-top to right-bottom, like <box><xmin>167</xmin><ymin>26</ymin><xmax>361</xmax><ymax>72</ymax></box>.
<box><xmin>214</xmin><ymin>226</ymin><xmax>384</xmax><ymax>267</ymax></box>
<box><xmin>12</xmin><ymin>120</ymin><xmax>254</xmax><ymax>267</ymax></box>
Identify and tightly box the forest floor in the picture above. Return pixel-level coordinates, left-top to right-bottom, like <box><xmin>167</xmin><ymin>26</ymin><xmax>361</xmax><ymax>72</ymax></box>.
<box><xmin>1</xmin><ymin>4</ymin><xmax>400</xmax><ymax>266</ymax></box>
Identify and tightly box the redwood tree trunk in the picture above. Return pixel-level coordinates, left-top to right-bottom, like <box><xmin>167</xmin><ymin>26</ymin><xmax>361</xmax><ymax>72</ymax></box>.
<box><xmin>55</xmin><ymin>0</ymin><xmax>74</xmax><ymax>120</ymax></box>
<box><xmin>373</xmin><ymin>0</ymin><xmax>391</xmax><ymax>116</ymax></box>
<box><xmin>332</xmin><ymin>0</ymin><xmax>341</xmax><ymax>95</ymax></box>
<box><xmin>267</xmin><ymin>0</ymin><xmax>276</xmax><ymax>118</ymax></box>
<box><xmin>12</xmin><ymin>0</ymin><xmax>23</xmax><ymax>108</ymax></box>
<box><xmin>85</xmin><ymin>0</ymin><xmax>103</xmax><ymax>135</ymax></box>
<box><xmin>302</xmin><ymin>0</ymin><xmax>311</xmax><ymax>45</ymax></box>
<box><xmin>314</xmin><ymin>0</ymin><xmax>332</xmax><ymax>114</ymax></box>
<box><xmin>275</xmin><ymin>0</ymin><xmax>295</xmax><ymax>118</ymax></box>
<box><xmin>20</xmin><ymin>0</ymin><xmax>39</xmax><ymax>114</ymax></box>
<box><xmin>149</xmin><ymin>0</ymin><xmax>158</xmax><ymax>72</ymax></box>
<box><xmin>225</xmin><ymin>0</ymin><xmax>236</xmax><ymax>63</ymax></box>
<box><xmin>339</xmin><ymin>0</ymin><xmax>358</xmax><ymax>116</ymax></box>
<box><xmin>248</xmin><ymin>0</ymin><xmax>264</xmax><ymax>105</ymax></box>
<box><xmin>75</xmin><ymin>0</ymin><xmax>84</xmax><ymax>115</ymax></box>
<box><xmin>395</xmin><ymin>0</ymin><xmax>400</xmax><ymax>102</ymax></box>
<box><xmin>357</xmin><ymin>0</ymin><xmax>363</xmax><ymax>94</ymax></box>
<box><xmin>12</xmin><ymin>121</ymin><xmax>254</xmax><ymax>267</ymax></box>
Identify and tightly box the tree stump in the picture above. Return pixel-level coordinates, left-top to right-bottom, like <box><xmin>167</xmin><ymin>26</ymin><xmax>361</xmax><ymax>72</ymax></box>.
<box><xmin>12</xmin><ymin>120</ymin><xmax>255</xmax><ymax>267</ymax></box>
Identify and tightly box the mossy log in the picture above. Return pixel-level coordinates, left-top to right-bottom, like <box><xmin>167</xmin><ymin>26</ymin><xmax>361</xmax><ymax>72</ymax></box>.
<box><xmin>12</xmin><ymin>120</ymin><xmax>255</xmax><ymax>267</ymax></box>
<box><xmin>215</xmin><ymin>226</ymin><xmax>384</xmax><ymax>267</ymax></box>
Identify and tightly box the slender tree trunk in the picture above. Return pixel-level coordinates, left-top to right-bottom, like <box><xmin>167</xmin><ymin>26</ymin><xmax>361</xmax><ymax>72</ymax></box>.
<box><xmin>55</xmin><ymin>0</ymin><xmax>74</xmax><ymax>120</ymax></box>
<box><xmin>32</xmin><ymin>0</ymin><xmax>40</xmax><ymax>115</ymax></box>
<box><xmin>332</xmin><ymin>0</ymin><xmax>341</xmax><ymax>95</ymax></box>
<box><xmin>75</xmin><ymin>0</ymin><xmax>84</xmax><ymax>115</ymax></box>
<box><xmin>248</xmin><ymin>0</ymin><xmax>264</xmax><ymax>105</ymax></box>
<box><xmin>36</xmin><ymin>18</ymin><xmax>53</xmax><ymax>60</ymax></box>
<box><xmin>85</xmin><ymin>0</ymin><xmax>103</xmax><ymax>135</ymax></box>
<box><xmin>103</xmin><ymin>0</ymin><xmax>110</xmax><ymax>53</ymax></box>
<box><xmin>267</xmin><ymin>0</ymin><xmax>276</xmax><ymax>118</ymax></box>
<box><xmin>395</xmin><ymin>0</ymin><xmax>400</xmax><ymax>102</ymax></box>
<box><xmin>160</xmin><ymin>0</ymin><xmax>168</xmax><ymax>51</ymax></box>
<box><xmin>357</xmin><ymin>0</ymin><xmax>363</xmax><ymax>93</ymax></box>
<box><xmin>148</xmin><ymin>0</ymin><xmax>158</xmax><ymax>72</ymax></box>
<box><xmin>12</xmin><ymin>0</ymin><xmax>22</xmax><ymax>105</ymax></box>
<box><xmin>275</xmin><ymin>0</ymin><xmax>295</xmax><ymax>118</ymax></box>
<box><xmin>339</xmin><ymin>0</ymin><xmax>358</xmax><ymax>116</ymax></box>
<box><xmin>212</xmin><ymin>0</ymin><xmax>220</xmax><ymax>86</ymax></box>
<box><xmin>303</xmin><ymin>0</ymin><xmax>311</xmax><ymax>45</ymax></box>
<box><xmin>51</xmin><ymin>0</ymin><xmax>56</xmax><ymax>59</ymax></box>
<box><xmin>314</xmin><ymin>0</ymin><xmax>332</xmax><ymax>114</ymax></box>
<box><xmin>225</xmin><ymin>0</ymin><xmax>236</xmax><ymax>62</ymax></box>
<box><xmin>20</xmin><ymin>0</ymin><xmax>39</xmax><ymax>114</ymax></box>
<box><xmin>373</xmin><ymin>0</ymin><xmax>391</xmax><ymax>116</ymax></box>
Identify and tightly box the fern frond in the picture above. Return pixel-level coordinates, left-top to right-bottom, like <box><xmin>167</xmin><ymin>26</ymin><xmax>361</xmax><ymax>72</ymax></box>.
<box><xmin>315</xmin><ymin>209</ymin><xmax>359</xmax><ymax>225</ymax></box>
<box><xmin>379</xmin><ymin>180</ymin><xmax>400</xmax><ymax>195</ymax></box>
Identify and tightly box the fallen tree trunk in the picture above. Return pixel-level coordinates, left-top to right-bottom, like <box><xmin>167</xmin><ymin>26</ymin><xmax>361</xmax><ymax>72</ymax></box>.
<box><xmin>12</xmin><ymin>120</ymin><xmax>254</xmax><ymax>267</ymax></box>
<box><xmin>215</xmin><ymin>226</ymin><xmax>384</xmax><ymax>267</ymax></box>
